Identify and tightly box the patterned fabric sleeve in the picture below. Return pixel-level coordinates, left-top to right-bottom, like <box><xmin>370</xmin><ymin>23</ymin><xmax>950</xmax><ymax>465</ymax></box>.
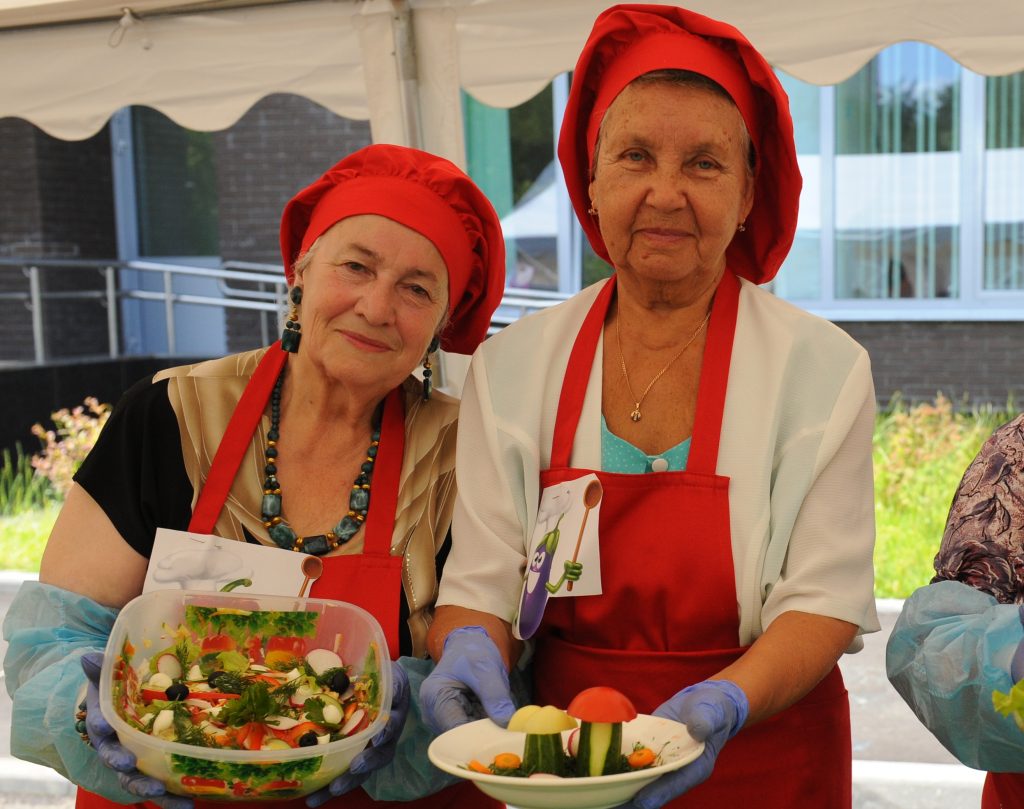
<box><xmin>932</xmin><ymin>414</ymin><xmax>1024</xmax><ymax>603</ymax></box>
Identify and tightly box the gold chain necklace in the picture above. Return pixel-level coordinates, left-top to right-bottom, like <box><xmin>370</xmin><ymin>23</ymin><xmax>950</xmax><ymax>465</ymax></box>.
<box><xmin>615</xmin><ymin>308</ymin><xmax>711</xmax><ymax>422</ymax></box>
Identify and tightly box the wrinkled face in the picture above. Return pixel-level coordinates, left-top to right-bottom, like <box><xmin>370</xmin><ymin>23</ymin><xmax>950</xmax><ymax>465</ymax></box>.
<box><xmin>588</xmin><ymin>81</ymin><xmax>755</xmax><ymax>288</ymax></box>
<box><xmin>294</xmin><ymin>215</ymin><xmax>449</xmax><ymax>392</ymax></box>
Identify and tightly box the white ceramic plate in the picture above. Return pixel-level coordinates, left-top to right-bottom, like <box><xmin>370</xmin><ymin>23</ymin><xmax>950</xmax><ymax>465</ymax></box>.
<box><xmin>427</xmin><ymin>714</ymin><xmax>703</xmax><ymax>809</ymax></box>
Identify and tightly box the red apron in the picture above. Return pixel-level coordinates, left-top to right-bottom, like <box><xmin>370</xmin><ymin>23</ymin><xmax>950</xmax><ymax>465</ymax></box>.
<box><xmin>533</xmin><ymin>273</ymin><xmax>853</xmax><ymax>807</ymax></box>
<box><xmin>984</xmin><ymin>774</ymin><xmax>1024</xmax><ymax>808</ymax></box>
<box><xmin>79</xmin><ymin>343</ymin><xmax>494</xmax><ymax>809</ymax></box>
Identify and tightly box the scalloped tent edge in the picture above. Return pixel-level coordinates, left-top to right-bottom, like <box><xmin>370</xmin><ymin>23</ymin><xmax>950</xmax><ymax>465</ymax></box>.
<box><xmin>1</xmin><ymin>0</ymin><xmax>1023</xmax><ymax>159</ymax></box>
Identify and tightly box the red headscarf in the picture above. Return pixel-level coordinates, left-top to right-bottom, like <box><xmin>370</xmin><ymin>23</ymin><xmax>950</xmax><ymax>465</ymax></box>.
<box><xmin>280</xmin><ymin>144</ymin><xmax>506</xmax><ymax>354</ymax></box>
<box><xmin>558</xmin><ymin>4</ymin><xmax>801</xmax><ymax>285</ymax></box>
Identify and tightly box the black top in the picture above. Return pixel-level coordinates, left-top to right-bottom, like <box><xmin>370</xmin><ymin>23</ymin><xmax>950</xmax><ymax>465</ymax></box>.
<box><xmin>73</xmin><ymin>375</ymin><xmax>442</xmax><ymax>657</ymax></box>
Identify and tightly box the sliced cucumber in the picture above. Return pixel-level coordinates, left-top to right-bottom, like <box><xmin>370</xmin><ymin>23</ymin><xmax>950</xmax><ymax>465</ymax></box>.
<box><xmin>576</xmin><ymin>721</ymin><xmax>623</xmax><ymax>777</ymax></box>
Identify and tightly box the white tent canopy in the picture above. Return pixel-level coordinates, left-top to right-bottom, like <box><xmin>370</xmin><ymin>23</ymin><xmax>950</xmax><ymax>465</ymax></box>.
<box><xmin>2</xmin><ymin>0</ymin><xmax>1024</xmax><ymax>161</ymax></box>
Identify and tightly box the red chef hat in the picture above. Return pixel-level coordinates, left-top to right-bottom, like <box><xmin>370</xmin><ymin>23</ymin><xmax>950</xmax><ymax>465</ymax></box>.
<box><xmin>558</xmin><ymin>4</ymin><xmax>801</xmax><ymax>284</ymax></box>
<box><xmin>280</xmin><ymin>144</ymin><xmax>506</xmax><ymax>354</ymax></box>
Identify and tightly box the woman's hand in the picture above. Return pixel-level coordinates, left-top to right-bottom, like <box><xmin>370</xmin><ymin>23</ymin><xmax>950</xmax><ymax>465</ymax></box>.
<box><xmin>305</xmin><ymin>661</ymin><xmax>411</xmax><ymax>807</ymax></box>
<box><xmin>621</xmin><ymin>680</ymin><xmax>748</xmax><ymax>808</ymax></box>
<box><xmin>80</xmin><ymin>652</ymin><xmax>193</xmax><ymax>809</ymax></box>
<box><xmin>419</xmin><ymin>626</ymin><xmax>516</xmax><ymax>734</ymax></box>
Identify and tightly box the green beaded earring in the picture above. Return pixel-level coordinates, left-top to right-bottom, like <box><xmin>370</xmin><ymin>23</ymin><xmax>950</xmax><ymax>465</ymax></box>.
<box><xmin>281</xmin><ymin>286</ymin><xmax>302</xmax><ymax>353</ymax></box>
<box><xmin>422</xmin><ymin>336</ymin><xmax>440</xmax><ymax>400</ymax></box>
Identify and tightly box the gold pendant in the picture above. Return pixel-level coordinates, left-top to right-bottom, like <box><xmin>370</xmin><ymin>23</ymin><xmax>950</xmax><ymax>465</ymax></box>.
<box><xmin>630</xmin><ymin>407</ymin><xmax>642</xmax><ymax>422</ymax></box>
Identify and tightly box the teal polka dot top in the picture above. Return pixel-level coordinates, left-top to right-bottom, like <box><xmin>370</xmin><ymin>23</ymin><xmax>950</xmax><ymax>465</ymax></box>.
<box><xmin>600</xmin><ymin>415</ymin><xmax>691</xmax><ymax>473</ymax></box>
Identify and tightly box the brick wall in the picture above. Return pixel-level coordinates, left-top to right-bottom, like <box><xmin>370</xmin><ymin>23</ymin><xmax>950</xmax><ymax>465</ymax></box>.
<box><xmin>838</xmin><ymin>321</ymin><xmax>1024</xmax><ymax>408</ymax></box>
<box><xmin>0</xmin><ymin>118</ymin><xmax>115</xmax><ymax>362</ymax></box>
<box><xmin>211</xmin><ymin>94</ymin><xmax>372</xmax><ymax>352</ymax></box>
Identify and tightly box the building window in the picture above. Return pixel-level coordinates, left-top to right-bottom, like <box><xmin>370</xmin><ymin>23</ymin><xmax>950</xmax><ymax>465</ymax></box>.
<box><xmin>834</xmin><ymin>43</ymin><xmax>961</xmax><ymax>300</ymax></box>
<box><xmin>774</xmin><ymin>70</ymin><xmax>822</xmax><ymax>300</ymax></box>
<box><xmin>132</xmin><ymin>106</ymin><xmax>219</xmax><ymax>258</ymax></box>
<box><xmin>984</xmin><ymin>71</ymin><xmax>1024</xmax><ymax>290</ymax></box>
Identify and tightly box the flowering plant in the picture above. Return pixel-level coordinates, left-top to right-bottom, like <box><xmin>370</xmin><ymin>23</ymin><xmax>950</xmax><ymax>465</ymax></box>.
<box><xmin>31</xmin><ymin>397</ymin><xmax>111</xmax><ymax>497</ymax></box>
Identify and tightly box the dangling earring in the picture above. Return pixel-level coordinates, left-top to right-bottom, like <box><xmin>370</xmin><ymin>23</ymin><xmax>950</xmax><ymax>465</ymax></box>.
<box><xmin>587</xmin><ymin>205</ymin><xmax>598</xmax><ymax>216</ymax></box>
<box><xmin>737</xmin><ymin>222</ymin><xmax>747</xmax><ymax>233</ymax></box>
<box><xmin>422</xmin><ymin>336</ymin><xmax>440</xmax><ymax>400</ymax></box>
<box><xmin>281</xmin><ymin>286</ymin><xmax>302</xmax><ymax>353</ymax></box>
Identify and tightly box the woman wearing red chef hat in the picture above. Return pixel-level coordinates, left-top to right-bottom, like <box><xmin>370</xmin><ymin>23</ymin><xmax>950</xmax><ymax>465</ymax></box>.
<box><xmin>4</xmin><ymin>145</ymin><xmax>506</xmax><ymax>809</ymax></box>
<box><xmin>422</xmin><ymin>5</ymin><xmax>878</xmax><ymax>807</ymax></box>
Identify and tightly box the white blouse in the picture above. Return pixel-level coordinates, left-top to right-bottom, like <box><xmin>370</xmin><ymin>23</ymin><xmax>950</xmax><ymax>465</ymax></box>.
<box><xmin>439</xmin><ymin>277</ymin><xmax>880</xmax><ymax>647</ymax></box>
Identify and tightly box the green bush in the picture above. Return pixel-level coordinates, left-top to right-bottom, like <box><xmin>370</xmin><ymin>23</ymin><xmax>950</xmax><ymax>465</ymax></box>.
<box><xmin>872</xmin><ymin>395</ymin><xmax>1015</xmax><ymax>598</ymax></box>
<box><xmin>0</xmin><ymin>444</ymin><xmax>56</xmax><ymax>516</ymax></box>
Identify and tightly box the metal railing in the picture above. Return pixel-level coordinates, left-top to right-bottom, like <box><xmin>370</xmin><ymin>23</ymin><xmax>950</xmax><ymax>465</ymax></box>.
<box><xmin>0</xmin><ymin>257</ymin><xmax>571</xmax><ymax>365</ymax></box>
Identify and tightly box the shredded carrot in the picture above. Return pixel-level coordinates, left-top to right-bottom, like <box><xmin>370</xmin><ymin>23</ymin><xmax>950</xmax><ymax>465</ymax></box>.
<box><xmin>492</xmin><ymin>753</ymin><xmax>522</xmax><ymax>770</ymax></box>
<box><xmin>467</xmin><ymin>760</ymin><xmax>492</xmax><ymax>774</ymax></box>
<box><xmin>627</xmin><ymin>747</ymin><xmax>656</xmax><ymax>769</ymax></box>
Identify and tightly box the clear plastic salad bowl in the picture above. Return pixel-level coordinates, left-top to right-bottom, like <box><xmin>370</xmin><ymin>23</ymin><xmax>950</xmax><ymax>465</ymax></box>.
<box><xmin>100</xmin><ymin>589</ymin><xmax>391</xmax><ymax>801</ymax></box>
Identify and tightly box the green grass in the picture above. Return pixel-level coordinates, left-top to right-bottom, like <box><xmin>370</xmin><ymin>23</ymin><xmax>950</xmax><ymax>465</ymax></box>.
<box><xmin>0</xmin><ymin>399</ymin><xmax>1017</xmax><ymax>596</ymax></box>
<box><xmin>0</xmin><ymin>504</ymin><xmax>59</xmax><ymax>571</ymax></box>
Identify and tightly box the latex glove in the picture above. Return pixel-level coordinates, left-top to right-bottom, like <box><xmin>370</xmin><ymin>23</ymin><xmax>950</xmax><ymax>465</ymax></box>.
<box><xmin>623</xmin><ymin>679</ymin><xmax>748</xmax><ymax>809</ymax></box>
<box><xmin>420</xmin><ymin>626</ymin><xmax>516</xmax><ymax>734</ymax></box>
<box><xmin>306</xmin><ymin>661</ymin><xmax>410</xmax><ymax>808</ymax></box>
<box><xmin>80</xmin><ymin>652</ymin><xmax>193</xmax><ymax>809</ymax></box>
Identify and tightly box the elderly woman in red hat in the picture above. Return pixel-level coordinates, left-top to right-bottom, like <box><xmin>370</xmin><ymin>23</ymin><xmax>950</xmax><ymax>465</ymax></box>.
<box><xmin>4</xmin><ymin>145</ymin><xmax>506</xmax><ymax>809</ymax></box>
<box><xmin>422</xmin><ymin>5</ymin><xmax>879</xmax><ymax>806</ymax></box>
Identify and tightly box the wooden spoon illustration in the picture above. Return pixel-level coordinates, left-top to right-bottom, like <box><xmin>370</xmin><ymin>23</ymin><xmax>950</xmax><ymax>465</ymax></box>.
<box><xmin>567</xmin><ymin>479</ymin><xmax>604</xmax><ymax>591</ymax></box>
<box><xmin>298</xmin><ymin>555</ymin><xmax>323</xmax><ymax>597</ymax></box>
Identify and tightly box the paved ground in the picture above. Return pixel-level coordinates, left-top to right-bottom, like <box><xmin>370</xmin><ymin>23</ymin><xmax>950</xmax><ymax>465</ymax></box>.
<box><xmin>0</xmin><ymin>576</ymin><xmax>986</xmax><ymax>807</ymax></box>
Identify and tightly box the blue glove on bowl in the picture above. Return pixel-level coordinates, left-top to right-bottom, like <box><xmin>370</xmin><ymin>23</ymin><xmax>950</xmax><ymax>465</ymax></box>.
<box><xmin>80</xmin><ymin>651</ymin><xmax>193</xmax><ymax>809</ymax></box>
<box><xmin>306</xmin><ymin>660</ymin><xmax>411</xmax><ymax>808</ymax></box>
<box><xmin>419</xmin><ymin>626</ymin><xmax>516</xmax><ymax>735</ymax></box>
<box><xmin>624</xmin><ymin>679</ymin><xmax>748</xmax><ymax>809</ymax></box>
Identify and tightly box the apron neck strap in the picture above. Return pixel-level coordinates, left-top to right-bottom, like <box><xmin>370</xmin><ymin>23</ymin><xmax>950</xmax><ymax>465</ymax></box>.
<box><xmin>687</xmin><ymin>270</ymin><xmax>739</xmax><ymax>475</ymax></box>
<box><xmin>189</xmin><ymin>343</ymin><xmax>287</xmax><ymax>535</ymax></box>
<box><xmin>360</xmin><ymin>387</ymin><xmax>405</xmax><ymax>556</ymax></box>
<box><xmin>549</xmin><ymin>271</ymin><xmax>740</xmax><ymax>476</ymax></box>
<box><xmin>550</xmin><ymin>276</ymin><xmax>617</xmax><ymax>468</ymax></box>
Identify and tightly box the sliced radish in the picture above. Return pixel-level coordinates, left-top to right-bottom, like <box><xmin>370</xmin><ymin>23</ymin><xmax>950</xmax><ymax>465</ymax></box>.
<box><xmin>285</xmin><ymin>668</ymin><xmax>303</xmax><ymax>682</ymax></box>
<box><xmin>528</xmin><ymin>773</ymin><xmax>563</xmax><ymax>780</ymax></box>
<box><xmin>156</xmin><ymin>654</ymin><xmax>182</xmax><ymax>679</ymax></box>
<box><xmin>316</xmin><ymin>734</ymin><xmax>331</xmax><ymax>745</ymax></box>
<box><xmin>340</xmin><ymin>708</ymin><xmax>365</xmax><ymax>736</ymax></box>
<box><xmin>249</xmin><ymin>664</ymin><xmax>270</xmax><ymax>672</ymax></box>
<box><xmin>266</xmin><ymin>715</ymin><xmax>302</xmax><ymax>730</ymax></box>
<box><xmin>185</xmin><ymin>698</ymin><xmax>209</xmax><ymax>709</ymax></box>
<box><xmin>567</xmin><ymin>728</ymin><xmax>580</xmax><ymax>757</ymax></box>
<box><xmin>306</xmin><ymin>648</ymin><xmax>343</xmax><ymax>675</ymax></box>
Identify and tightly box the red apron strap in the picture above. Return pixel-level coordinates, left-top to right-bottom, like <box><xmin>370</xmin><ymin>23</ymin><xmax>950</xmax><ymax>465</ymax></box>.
<box><xmin>188</xmin><ymin>343</ymin><xmax>287</xmax><ymax>535</ymax></box>
<box><xmin>360</xmin><ymin>387</ymin><xmax>405</xmax><ymax>556</ymax></box>
<box><xmin>686</xmin><ymin>271</ymin><xmax>740</xmax><ymax>476</ymax></box>
<box><xmin>550</xmin><ymin>277</ymin><xmax>616</xmax><ymax>469</ymax></box>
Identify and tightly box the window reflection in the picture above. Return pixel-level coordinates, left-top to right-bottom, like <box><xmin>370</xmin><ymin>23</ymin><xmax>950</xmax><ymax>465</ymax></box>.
<box><xmin>984</xmin><ymin>72</ymin><xmax>1024</xmax><ymax>290</ymax></box>
<box><xmin>834</xmin><ymin>44</ymin><xmax>960</xmax><ymax>300</ymax></box>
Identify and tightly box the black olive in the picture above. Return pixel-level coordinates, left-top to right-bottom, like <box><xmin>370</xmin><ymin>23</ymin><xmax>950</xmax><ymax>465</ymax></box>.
<box><xmin>165</xmin><ymin>683</ymin><xmax>189</xmax><ymax>701</ymax></box>
<box><xmin>207</xmin><ymin>670</ymin><xmax>226</xmax><ymax>688</ymax></box>
<box><xmin>298</xmin><ymin>731</ymin><xmax>319</xmax><ymax>747</ymax></box>
<box><xmin>330</xmin><ymin>670</ymin><xmax>350</xmax><ymax>694</ymax></box>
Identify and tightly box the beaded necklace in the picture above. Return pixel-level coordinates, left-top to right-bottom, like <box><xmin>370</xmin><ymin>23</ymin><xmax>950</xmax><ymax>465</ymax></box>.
<box><xmin>260</xmin><ymin>367</ymin><xmax>381</xmax><ymax>556</ymax></box>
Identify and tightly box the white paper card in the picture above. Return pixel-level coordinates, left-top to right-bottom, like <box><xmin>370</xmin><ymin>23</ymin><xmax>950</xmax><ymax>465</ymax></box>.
<box><xmin>143</xmin><ymin>528</ymin><xmax>320</xmax><ymax>598</ymax></box>
<box><xmin>512</xmin><ymin>473</ymin><xmax>604</xmax><ymax>640</ymax></box>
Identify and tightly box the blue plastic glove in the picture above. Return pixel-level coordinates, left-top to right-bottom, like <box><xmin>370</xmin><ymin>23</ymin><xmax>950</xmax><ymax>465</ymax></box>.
<box><xmin>306</xmin><ymin>661</ymin><xmax>410</xmax><ymax>808</ymax></box>
<box><xmin>622</xmin><ymin>679</ymin><xmax>748</xmax><ymax>809</ymax></box>
<box><xmin>80</xmin><ymin>652</ymin><xmax>193</xmax><ymax>809</ymax></box>
<box><xmin>419</xmin><ymin>626</ymin><xmax>516</xmax><ymax>734</ymax></box>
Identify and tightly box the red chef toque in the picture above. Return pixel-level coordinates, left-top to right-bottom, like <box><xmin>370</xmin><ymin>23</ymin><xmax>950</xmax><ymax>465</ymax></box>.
<box><xmin>280</xmin><ymin>144</ymin><xmax>506</xmax><ymax>354</ymax></box>
<box><xmin>558</xmin><ymin>4</ymin><xmax>801</xmax><ymax>285</ymax></box>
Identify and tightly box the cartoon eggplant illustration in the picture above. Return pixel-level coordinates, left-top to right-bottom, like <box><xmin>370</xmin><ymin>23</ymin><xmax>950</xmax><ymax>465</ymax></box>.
<box><xmin>516</xmin><ymin>516</ymin><xmax>563</xmax><ymax>640</ymax></box>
